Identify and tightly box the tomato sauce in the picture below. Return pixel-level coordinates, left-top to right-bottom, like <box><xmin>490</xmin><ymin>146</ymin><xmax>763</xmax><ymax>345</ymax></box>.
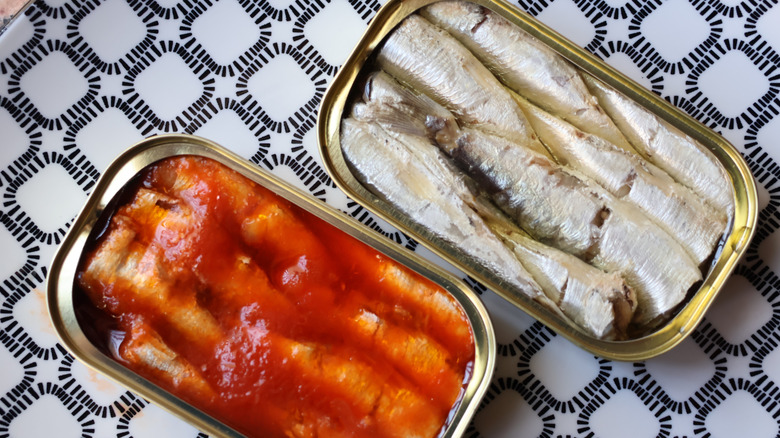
<box><xmin>77</xmin><ymin>156</ymin><xmax>475</xmax><ymax>438</ymax></box>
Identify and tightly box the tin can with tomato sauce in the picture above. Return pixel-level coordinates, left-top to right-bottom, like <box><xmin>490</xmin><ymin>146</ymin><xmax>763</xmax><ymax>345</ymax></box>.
<box><xmin>47</xmin><ymin>134</ymin><xmax>496</xmax><ymax>438</ymax></box>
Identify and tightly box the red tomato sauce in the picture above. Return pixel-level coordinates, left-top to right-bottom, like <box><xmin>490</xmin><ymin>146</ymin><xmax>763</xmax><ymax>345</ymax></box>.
<box><xmin>76</xmin><ymin>156</ymin><xmax>475</xmax><ymax>438</ymax></box>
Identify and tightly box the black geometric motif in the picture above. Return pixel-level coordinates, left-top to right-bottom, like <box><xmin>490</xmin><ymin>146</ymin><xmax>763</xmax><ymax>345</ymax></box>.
<box><xmin>465</xmin><ymin>376</ymin><xmax>557</xmax><ymax>438</ymax></box>
<box><xmin>291</xmin><ymin>0</ymin><xmax>380</xmax><ymax>76</ymax></box>
<box><xmin>0</xmin><ymin>7</ymin><xmax>45</xmax><ymax>76</ymax></box>
<box><xmin>686</xmin><ymin>38</ymin><xmax>779</xmax><ymax>130</ymax></box>
<box><xmin>62</xmin><ymin>95</ymin><xmax>154</xmax><ymax>177</ymax></box>
<box><xmin>0</xmin><ymin>330</ymin><xmax>37</xmax><ymax>413</ymax></box>
<box><xmin>116</xmin><ymin>396</ymin><xmax>208</xmax><ymax>437</ymax></box>
<box><xmin>2</xmin><ymin>152</ymin><xmax>97</xmax><ymax>245</ymax></box>
<box><xmin>350</xmin><ymin>0</ymin><xmax>383</xmax><ymax>20</ymax></box>
<box><xmin>289</xmin><ymin>115</ymin><xmax>318</xmax><ymax>162</ymax></box>
<box><xmin>0</xmin><ymin>97</ymin><xmax>42</xmax><ymax>188</ymax></box>
<box><xmin>740</xmin><ymin>133</ymin><xmax>780</xmax><ymax>267</ymax></box>
<box><xmin>122</xmin><ymin>40</ymin><xmax>215</xmax><ymax>132</ymax></box>
<box><xmin>745</xmin><ymin>1</ymin><xmax>780</xmax><ymax>53</ymax></box>
<box><xmin>693</xmin><ymin>377</ymin><xmax>780</xmax><ymax>437</ymax></box>
<box><xmin>743</xmin><ymin>101</ymin><xmax>780</xmax><ymax>218</ymax></box>
<box><xmin>180</xmin><ymin>0</ymin><xmax>272</xmax><ymax>77</ymax></box>
<box><xmin>513</xmin><ymin>0</ymin><xmax>608</xmax><ymax>53</ymax></box>
<box><xmin>58</xmin><ymin>354</ymin><xmax>133</xmax><ymax>419</ymax></box>
<box><xmin>633</xmin><ymin>332</ymin><xmax>728</xmax><ymax>414</ymax></box>
<box><xmin>0</xmin><ymin>382</ymin><xmax>95</xmax><ymax>437</ymax></box>
<box><xmin>236</xmin><ymin>42</ymin><xmax>327</xmax><ymax>134</ymax></box>
<box><xmin>745</xmin><ymin>207</ymin><xmax>780</xmax><ymax>271</ymax></box>
<box><xmin>0</xmin><ymin>267</ymin><xmax>70</xmax><ymax>361</ymax></box>
<box><xmin>67</xmin><ymin>0</ymin><xmax>159</xmax><ymax>75</ymax></box>
<box><xmin>515</xmin><ymin>325</ymin><xmax>611</xmax><ymax>413</ymax></box>
<box><xmin>749</xmin><ymin>329</ymin><xmax>780</xmax><ymax>400</ymax></box>
<box><xmin>0</xmin><ymin>214</ymin><xmax>40</xmax><ymax>294</ymax></box>
<box><xmin>629</xmin><ymin>0</ymin><xmax>722</xmax><ymax>75</ymax></box>
<box><xmin>462</xmin><ymin>276</ymin><xmax>488</xmax><ymax>297</ymax></box>
<box><xmin>0</xmin><ymin>0</ymin><xmax>779</xmax><ymax>434</ymax></box>
<box><xmin>256</xmin><ymin>152</ymin><xmax>330</xmax><ymax>201</ymax></box>
<box><xmin>342</xmin><ymin>200</ymin><xmax>417</xmax><ymax>251</ymax></box>
<box><xmin>256</xmin><ymin>0</ymin><xmax>307</xmax><ymax>22</ymax></box>
<box><xmin>595</xmin><ymin>40</ymin><xmax>666</xmax><ymax>95</ymax></box>
<box><xmin>566</xmin><ymin>0</ymin><xmax>609</xmax><ymax>53</ymax></box>
<box><xmin>7</xmin><ymin>39</ymin><xmax>101</xmax><ymax>131</ymax></box>
<box><xmin>32</xmin><ymin>0</ymin><xmax>82</xmax><ymax>20</ymax></box>
<box><xmin>589</xmin><ymin>0</ymin><xmax>643</xmax><ymax>20</ymax></box>
<box><xmin>184</xmin><ymin>97</ymin><xmax>271</xmax><ymax>162</ymax></box>
<box><xmin>141</xmin><ymin>0</ymin><xmax>191</xmax><ymax>20</ymax></box>
<box><xmin>579</xmin><ymin>377</ymin><xmax>672</xmax><ymax>438</ymax></box>
<box><xmin>282</xmin><ymin>115</ymin><xmax>339</xmax><ymax>193</ymax></box>
<box><xmin>710</xmin><ymin>0</ymin><xmax>766</xmax><ymax>19</ymax></box>
<box><xmin>513</xmin><ymin>0</ymin><xmax>553</xmax><ymax>19</ymax></box>
<box><xmin>696</xmin><ymin>267</ymin><xmax>779</xmax><ymax>356</ymax></box>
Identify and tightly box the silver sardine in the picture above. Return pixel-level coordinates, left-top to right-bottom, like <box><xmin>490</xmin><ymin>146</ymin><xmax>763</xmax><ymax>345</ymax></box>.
<box><xmin>349</xmin><ymin>71</ymin><xmax>638</xmax><ymax>338</ymax></box>
<box><xmin>487</xmin><ymin>217</ymin><xmax>636</xmax><ymax>340</ymax></box>
<box><xmin>421</xmin><ymin>1</ymin><xmax>633</xmax><ymax>152</ymax></box>
<box><xmin>375</xmin><ymin>14</ymin><xmax>549</xmax><ymax>157</ymax></box>
<box><xmin>515</xmin><ymin>94</ymin><xmax>728</xmax><ymax>266</ymax></box>
<box><xmin>434</xmin><ymin>127</ymin><xmax>701</xmax><ymax>326</ymax></box>
<box><xmin>583</xmin><ymin>74</ymin><xmax>734</xmax><ymax>216</ymax></box>
<box><xmin>339</xmin><ymin>117</ymin><xmax>564</xmax><ymax>317</ymax></box>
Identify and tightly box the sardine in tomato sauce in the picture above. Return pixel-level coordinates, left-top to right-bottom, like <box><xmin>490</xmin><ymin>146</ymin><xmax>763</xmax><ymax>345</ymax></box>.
<box><xmin>76</xmin><ymin>156</ymin><xmax>475</xmax><ymax>438</ymax></box>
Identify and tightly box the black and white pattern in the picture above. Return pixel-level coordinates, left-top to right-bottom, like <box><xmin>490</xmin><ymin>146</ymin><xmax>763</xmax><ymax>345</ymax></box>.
<box><xmin>0</xmin><ymin>0</ymin><xmax>779</xmax><ymax>435</ymax></box>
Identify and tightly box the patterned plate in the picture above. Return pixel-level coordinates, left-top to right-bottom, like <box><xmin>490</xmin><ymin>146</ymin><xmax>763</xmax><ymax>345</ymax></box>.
<box><xmin>0</xmin><ymin>0</ymin><xmax>778</xmax><ymax>436</ymax></box>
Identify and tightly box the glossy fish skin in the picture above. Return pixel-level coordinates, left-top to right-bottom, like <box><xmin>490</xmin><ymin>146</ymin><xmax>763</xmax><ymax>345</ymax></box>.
<box><xmin>516</xmin><ymin>94</ymin><xmax>728</xmax><ymax>266</ymax></box>
<box><xmin>583</xmin><ymin>74</ymin><xmax>734</xmax><ymax>217</ymax></box>
<box><xmin>349</xmin><ymin>72</ymin><xmax>637</xmax><ymax>339</ymax></box>
<box><xmin>433</xmin><ymin>127</ymin><xmax>701</xmax><ymax>326</ymax></box>
<box><xmin>354</xmin><ymin>71</ymin><xmax>461</xmax><ymax>145</ymax></box>
<box><xmin>446</xmin><ymin>128</ymin><xmax>604</xmax><ymax>257</ymax></box>
<box><xmin>376</xmin><ymin>14</ymin><xmax>549</xmax><ymax>157</ymax></box>
<box><xmin>594</xmin><ymin>197</ymin><xmax>702</xmax><ymax>326</ymax></box>
<box><xmin>340</xmin><ymin>117</ymin><xmax>565</xmax><ymax>318</ymax></box>
<box><xmin>471</xmin><ymin>200</ymin><xmax>636</xmax><ymax>340</ymax></box>
<box><xmin>421</xmin><ymin>1</ymin><xmax>633</xmax><ymax>152</ymax></box>
<box><xmin>495</xmin><ymin>223</ymin><xmax>635</xmax><ymax>340</ymax></box>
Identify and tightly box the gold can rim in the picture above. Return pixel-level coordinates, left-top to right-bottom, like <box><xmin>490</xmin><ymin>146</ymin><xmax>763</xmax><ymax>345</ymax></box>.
<box><xmin>316</xmin><ymin>0</ymin><xmax>759</xmax><ymax>361</ymax></box>
<box><xmin>46</xmin><ymin>133</ymin><xmax>497</xmax><ymax>437</ymax></box>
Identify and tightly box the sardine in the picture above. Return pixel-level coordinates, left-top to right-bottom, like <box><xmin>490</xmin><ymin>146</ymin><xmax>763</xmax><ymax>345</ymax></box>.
<box><xmin>421</xmin><ymin>1</ymin><xmax>633</xmax><ymax>152</ymax></box>
<box><xmin>350</xmin><ymin>306</ymin><xmax>464</xmax><ymax>405</ymax></box>
<box><xmin>132</xmin><ymin>169</ymin><xmax>464</xmax><ymax>403</ymax></box>
<box><xmin>351</xmin><ymin>71</ymin><xmax>637</xmax><ymax>338</ymax></box>
<box><xmin>91</xmin><ymin>181</ymin><xmax>460</xmax><ymax>433</ymax></box>
<box><xmin>432</xmin><ymin>126</ymin><xmax>701</xmax><ymax>326</ymax></box>
<box><xmin>375</xmin><ymin>14</ymin><xmax>549</xmax><ymax>157</ymax></box>
<box><xmin>340</xmin><ymin>117</ymin><xmax>565</xmax><ymax>319</ymax></box>
<box><xmin>264</xmin><ymin>332</ymin><xmax>443</xmax><ymax>436</ymax></box>
<box><xmin>485</xmin><ymin>215</ymin><xmax>636</xmax><ymax>340</ymax></box>
<box><xmin>515</xmin><ymin>94</ymin><xmax>728</xmax><ymax>266</ymax></box>
<box><xmin>120</xmin><ymin>316</ymin><xmax>217</xmax><ymax>402</ymax></box>
<box><xmin>583</xmin><ymin>74</ymin><xmax>734</xmax><ymax>216</ymax></box>
<box><xmin>79</xmin><ymin>206</ymin><xmax>223</xmax><ymax>347</ymax></box>
<box><xmin>459</xmin><ymin>184</ymin><xmax>637</xmax><ymax>339</ymax></box>
<box><xmin>146</xmin><ymin>157</ymin><xmax>335</xmax><ymax>286</ymax></box>
<box><xmin>303</xmin><ymin>200</ymin><xmax>476</xmax><ymax>359</ymax></box>
<box><xmin>122</xmin><ymin>316</ymin><xmax>359</xmax><ymax>437</ymax></box>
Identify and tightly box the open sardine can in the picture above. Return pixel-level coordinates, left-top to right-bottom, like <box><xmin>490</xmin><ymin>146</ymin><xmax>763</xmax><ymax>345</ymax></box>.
<box><xmin>317</xmin><ymin>0</ymin><xmax>758</xmax><ymax>361</ymax></box>
<box><xmin>47</xmin><ymin>134</ymin><xmax>496</xmax><ymax>438</ymax></box>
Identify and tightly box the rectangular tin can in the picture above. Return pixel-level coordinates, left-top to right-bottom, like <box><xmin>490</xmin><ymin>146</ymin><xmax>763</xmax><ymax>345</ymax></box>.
<box><xmin>317</xmin><ymin>0</ymin><xmax>758</xmax><ymax>361</ymax></box>
<box><xmin>47</xmin><ymin>134</ymin><xmax>496</xmax><ymax>437</ymax></box>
